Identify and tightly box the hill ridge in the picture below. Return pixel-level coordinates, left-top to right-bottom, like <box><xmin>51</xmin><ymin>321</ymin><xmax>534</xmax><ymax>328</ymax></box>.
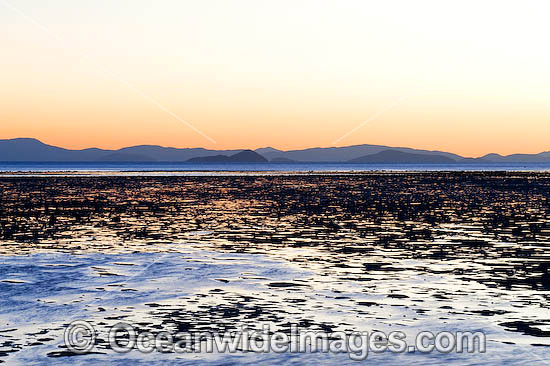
<box><xmin>1</xmin><ymin>138</ymin><xmax>550</xmax><ymax>163</ymax></box>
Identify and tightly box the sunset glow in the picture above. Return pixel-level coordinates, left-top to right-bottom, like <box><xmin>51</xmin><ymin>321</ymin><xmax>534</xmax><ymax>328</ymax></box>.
<box><xmin>2</xmin><ymin>0</ymin><xmax>550</xmax><ymax>157</ymax></box>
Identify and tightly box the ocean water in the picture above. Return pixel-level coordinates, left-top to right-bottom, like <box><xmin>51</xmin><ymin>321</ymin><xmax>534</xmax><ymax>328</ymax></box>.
<box><xmin>1</xmin><ymin>161</ymin><xmax>550</xmax><ymax>173</ymax></box>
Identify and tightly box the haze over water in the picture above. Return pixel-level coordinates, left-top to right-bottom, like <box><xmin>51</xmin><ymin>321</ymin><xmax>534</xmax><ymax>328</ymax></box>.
<box><xmin>2</xmin><ymin>162</ymin><xmax>550</xmax><ymax>173</ymax></box>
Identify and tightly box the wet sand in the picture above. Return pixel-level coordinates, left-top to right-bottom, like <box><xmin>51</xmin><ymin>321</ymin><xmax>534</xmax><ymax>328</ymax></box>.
<box><xmin>1</xmin><ymin>172</ymin><xmax>550</xmax><ymax>364</ymax></box>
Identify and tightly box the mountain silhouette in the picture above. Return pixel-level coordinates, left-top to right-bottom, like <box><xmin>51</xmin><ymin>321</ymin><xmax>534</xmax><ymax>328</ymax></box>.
<box><xmin>349</xmin><ymin>150</ymin><xmax>457</xmax><ymax>164</ymax></box>
<box><xmin>0</xmin><ymin>138</ymin><xmax>240</xmax><ymax>162</ymax></box>
<box><xmin>480</xmin><ymin>152</ymin><xmax>550</xmax><ymax>163</ymax></box>
<box><xmin>186</xmin><ymin>150</ymin><xmax>267</xmax><ymax>163</ymax></box>
<box><xmin>0</xmin><ymin>138</ymin><xmax>109</xmax><ymax>161</ymax></box>
<box><xmin>1</xmin><ymin>138</ymin><xmax>550</xmax><ymax>163</ymax></box>
<box><xmin>256</xmin><ymin>144</ymin><xmax>464</xmax><ymax>162</ymax></box>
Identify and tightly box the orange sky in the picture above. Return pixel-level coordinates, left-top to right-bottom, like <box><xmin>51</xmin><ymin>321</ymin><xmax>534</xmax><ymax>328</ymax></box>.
<box><xmin>2</xmin><ymin>0</ymin><xmax>550</xmax><ymax>158</ymax></box>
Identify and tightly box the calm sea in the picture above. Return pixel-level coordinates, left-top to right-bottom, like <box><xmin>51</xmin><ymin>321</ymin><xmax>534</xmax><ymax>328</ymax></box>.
<box><xmin>1</xmin><ymin>162</ymin><xmax>550</xmax><ymax>173</ymax></box>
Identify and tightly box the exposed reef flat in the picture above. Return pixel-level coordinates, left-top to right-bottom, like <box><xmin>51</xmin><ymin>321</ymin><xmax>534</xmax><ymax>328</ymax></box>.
<box><xmin>1</xmin><ymin>173</ymin><xmax>550</xmax><ymax>364</ymax></box>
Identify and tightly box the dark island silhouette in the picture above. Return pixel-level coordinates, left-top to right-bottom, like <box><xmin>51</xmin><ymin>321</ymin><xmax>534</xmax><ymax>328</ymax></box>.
<box><xmin>1</xmin><ymin>137</ymin><xmax>550</xmax><ymax>164</ymax></box>
<box><xmin>186</xmin><ymin>150</ymin><xmax>267</xmax><ymax>163</ymax></box>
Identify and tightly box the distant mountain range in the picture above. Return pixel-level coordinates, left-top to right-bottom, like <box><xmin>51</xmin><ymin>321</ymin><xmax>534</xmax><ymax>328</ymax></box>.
<box><xmin>349</xmin><ymin>150</ymin><xmax>457</xmax><ymax>164</ymax></box>
<box><xmin>1</xmin><ymin>138</ymin><xmax>550</xmax><ymax>164</ymax></box>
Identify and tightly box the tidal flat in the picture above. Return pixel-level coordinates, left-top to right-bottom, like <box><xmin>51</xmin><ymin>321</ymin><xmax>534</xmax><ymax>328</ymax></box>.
<box><xmin>1</xmin><ymin>172</ymin><xmax>550</xmax><ymax>365</ymax></box>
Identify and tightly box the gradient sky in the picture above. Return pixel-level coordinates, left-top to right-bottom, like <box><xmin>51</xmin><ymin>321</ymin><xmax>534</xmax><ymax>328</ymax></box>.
<box><xmin>1</xmin><ymin>0</ymin><xmax>549</xmax><ymax>157</ymax></box>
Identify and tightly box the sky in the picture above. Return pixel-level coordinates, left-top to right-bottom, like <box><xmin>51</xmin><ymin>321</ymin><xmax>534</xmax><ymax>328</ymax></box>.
<box><xmin>1</xmin><ymin>0</ymin><xmax>549</xmax><ymax>157</ymax></box>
